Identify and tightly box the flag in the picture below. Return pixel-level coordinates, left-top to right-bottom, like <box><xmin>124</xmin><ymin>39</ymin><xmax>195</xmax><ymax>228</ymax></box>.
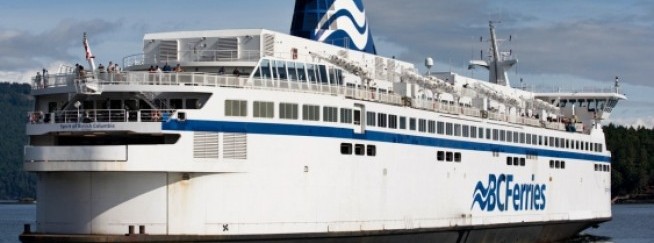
<box><xmin>83</xmin><ymin>32</ymin><xmax>95</xmax><ymax>60</ymax></box>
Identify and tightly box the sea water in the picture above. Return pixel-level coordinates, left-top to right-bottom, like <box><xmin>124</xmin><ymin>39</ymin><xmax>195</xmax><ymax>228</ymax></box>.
<box><xmin>0</xmin><ymin>203</ymin><xmax>652</xmax><ymax>243</ymax></box>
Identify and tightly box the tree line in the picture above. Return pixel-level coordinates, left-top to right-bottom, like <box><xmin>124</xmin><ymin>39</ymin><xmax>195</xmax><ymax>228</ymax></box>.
<box><xmin>0</xmin><ymin>82</ymin><xmax>651</xmax><ymax>200</ymax></box>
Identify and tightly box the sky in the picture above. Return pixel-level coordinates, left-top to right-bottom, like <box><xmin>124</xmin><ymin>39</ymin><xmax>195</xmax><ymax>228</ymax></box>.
<box><xmin>0</xmin><ymin>0</ymin><xmax>652</xmax><ymax>127</ymax></box>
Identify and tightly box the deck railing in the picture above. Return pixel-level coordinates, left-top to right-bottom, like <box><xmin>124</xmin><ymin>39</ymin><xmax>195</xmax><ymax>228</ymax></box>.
<box><xmin>28</xmin><ymin>109</ymin><xmax>176</xmax><ymax>124</ymax></box>
<box><xmin>30</xmin><ymin>71</ymin><xmax>578</xmax><ymax>132</ymax></box>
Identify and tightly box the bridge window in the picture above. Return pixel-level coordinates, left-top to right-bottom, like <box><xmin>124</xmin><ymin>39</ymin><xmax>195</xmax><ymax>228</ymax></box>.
<box><xmin>225</xmin><ymin>100</ymin><xmax>247</xmax><ymax>117</ymax></box>
<box><xmin>280</xmin><ymin>103</ymin><xmax>298</xmax><ymax>120</ymax></box>
<box><xmin>253</xmin><ymin>101</ymin><xmax>274</xmax><ymax>118</ymax></box>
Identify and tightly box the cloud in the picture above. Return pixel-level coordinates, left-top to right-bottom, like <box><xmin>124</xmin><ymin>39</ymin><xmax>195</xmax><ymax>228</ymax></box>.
<box><xmin>0</xmin><ymin>18</ymin><xmax>120</xmax><ymax>82</ymax></box>
<box><xmin>364</xmin><ymin>0</ymin><xmax>654</xmax><ymax>88</ymax></box>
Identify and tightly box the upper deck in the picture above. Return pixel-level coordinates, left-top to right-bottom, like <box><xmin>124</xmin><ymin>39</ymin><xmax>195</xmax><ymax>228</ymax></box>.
<box><xmin>30</xmin><ymin>70</ymin><xmax>581</xmax><ymax>134</ymax></box>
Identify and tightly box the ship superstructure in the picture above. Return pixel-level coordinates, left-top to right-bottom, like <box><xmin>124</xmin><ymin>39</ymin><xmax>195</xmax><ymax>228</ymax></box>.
<box><xmin>21</xmin><ymin>1</ymin><xmax>625</xmax><ymax>242</ymax></box>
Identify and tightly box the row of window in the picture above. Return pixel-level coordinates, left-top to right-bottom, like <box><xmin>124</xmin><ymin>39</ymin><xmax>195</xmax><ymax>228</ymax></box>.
<box><xmin>436</xmin><ymin>151</ymin><xmax>462</xmax><ymax>162</ymax></box>
<box><xmin>341</xmin><ymin>143</ymin><xmax>376</xmax><ymax>157</ymax></box>
<box><xmin>507</xmin><ymin>157</ymin><xmax>526</xmax><ymax>167</ymax></box>
<box><xmin>549</xmin><ymin>160</ymin><xmax>566</xmax><ymax>169</ymax></box>
<box><xmin>225</xmin><ymin>100</ymin><xmax>604</xmax><ymax>154</ymax></box>
<box><xmin>253</xmin><ymin>58</ymin><xmax>344</xmax><ymax>85</ymax></box>
<box><xmin>595</xmin><ymin>164</ymin><xmax>611</xmax><ymax>172</ymax></box>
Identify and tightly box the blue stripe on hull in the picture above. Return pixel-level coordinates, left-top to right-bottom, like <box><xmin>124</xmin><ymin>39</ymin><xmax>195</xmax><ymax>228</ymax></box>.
<box><xmin>163</xmin><ymin>120</ymin><xmax>611</xmax><ymax>163</ymax></box>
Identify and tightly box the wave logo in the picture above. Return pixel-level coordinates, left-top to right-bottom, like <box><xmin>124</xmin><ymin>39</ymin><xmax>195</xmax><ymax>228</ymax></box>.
<box><xmin>291</xmin><ymin>0</ymin><xmax>377</xmax><ymax>54</ymax></box>
<box><xmin>471</xmin><ymin>174</ymin><xmax>547</xmax><ymax>212</ymax></box>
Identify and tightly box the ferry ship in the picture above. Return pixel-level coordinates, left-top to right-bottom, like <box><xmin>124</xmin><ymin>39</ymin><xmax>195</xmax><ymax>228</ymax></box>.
<box><xmin>21</xmin><ymin>0</ymin><xmax>625</xmax><ymax>242</ymax></box>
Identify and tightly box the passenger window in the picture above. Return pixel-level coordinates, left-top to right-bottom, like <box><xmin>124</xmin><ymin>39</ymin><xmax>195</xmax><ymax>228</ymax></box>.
<box><xmin>366</xmin><ymin>145</ymin><xmax>376</xmax><ymax>156</ymax></box>
<box><xmin>354</xmin><ymin>144</ymin><xmax>365</xmax><ymax>156</ymax></box>
<box><xmin>437</xmin><ymin>151</ymin><xmax>445</xmax><ymax>161</ymax></box>
<box><xmin>454</xmin><ymin>153</ymin><xmax>461</xmax><ymax>162</ymax></box>
<box><xmin>340</xmin><ymin>143</ymin><xmax>353</xmax><ymax>155</ymax></box>
<box><xmin>446</xmin><ymin>152</ymin><xmax>453</xmax><ymax>162</ymax></box>
<box><xmin>506</xmin><ymin>157</ymin><xmax>513</xmax><ymax>166</ymax></box>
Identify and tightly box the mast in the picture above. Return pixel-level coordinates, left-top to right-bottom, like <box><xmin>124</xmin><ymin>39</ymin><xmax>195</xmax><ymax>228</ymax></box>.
<box><xmin>468</xmin><ymin>21</ymin><xmax>517</xmax><ymax>87</ymax></box>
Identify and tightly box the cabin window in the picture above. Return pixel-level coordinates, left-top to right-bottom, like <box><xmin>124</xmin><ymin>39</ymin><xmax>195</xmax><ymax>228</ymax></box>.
<box><xmin>353</xmin><ymin>110</ymin><xmax>361</xmax><ymax>125</ymax></box>
<box><xmin>418</xmin><ymin>119</ymin><xmax>427</xmax><ymax>132</ymax></box>
<box><xmin>520</xmin><ymin>133</ymin><xmax>526</xmax><ymax>144</ymax></box>
<box><xmin>225</xmin><ymin>100</ymin><xmax>247</xmax><ymax>117</ymax></box>
<box><xmin>354</xmin><ymin>144</ymin><xmax>365</xmax><ymax>156</ymax></box>
<box><xmin>454</xmin><ymin>152</ymin><xmax>462</xmax><ymax>162</ymax></box>
<box><xmin>446</xmin><ymin>152</ymin><xmax>453</xmax><ymax>162</ymax></box>
<box><xmin>340</xmin><ymin>143</ymin><xmax>353</xmax><ymax>155</ymax></box>
<box><xmin>437</xmin><ymin>151</ymin><xmax>445</xmax><ymax>161</ymax></box>
<box><xmin>409</xmin><ymin>118</ymin><xmax>417</xmax><ymax>131</ymax></box>
<box><xmin>253</xmin><ymin>101</ymin><xmax>274</xmax><ymax>118</ymax></box>
<box><xmin>520</xmin><ymin>158</ymin><xmax>526</xmax><ymax>166</ymax></box>
<box><xmin>279</xmin><ymin>103</ymin><xmax>298</xmax><ymax>120</ymax></box>
<box><xmin>378</xmin><ymin>113</ymin><xmax>388</xmax><ymax>128</ymax></box>
<box><xmin>428</xmin><ymin>120</ymin><xmax>436</xmax><ymax>133</ymax></box>
<box><xmin>185</xmin><ymin>99</ymin><xmax>199</xmax><ymax>109</ymax></box>
<box><xmin>454</xmin><ymin>124</ymin><xmax>461</xmax><ymax>136</ymax></box>
<box><xmin>366</xmin><ymin>145</ymin><xmax>377</xmax><ymax>156</ymax></box>
<box><xmin>389</xmin><ymin>115</ymin><xmax>398</xmax><ymax>129</ymax></box>
<box><xmin>302</xmin><ymin>105</ymin><xmax>320</xmax><ymax>121</ymax></box>
<box><xmin>366</xmin><ymin>112</ymin><xmax>376</xmax><ymax>126</ymax></box>
<box><xmin>550</xmin><ymin>160</ymin><xmax>555</xmax><ymax>168</ymax></box>
<box><xmin>462</xmin><ymin>125</ymin><xmax>470</xmax><ymax>137</ymax></box>
<box><xmin>560</xmin><ymin>161</ymin><xmax>566</xmax><ymax>169</ymax></box>
<box><xmin>340</xmin><ymin>108</ymin><xmax>352</xmax><ymax>124</ymax></box>
<box><xmin>446</xmin><ymin>123</ymin><xmax>453</xmax><ymax>135</ymax></box>
<box><xmin>506</xmin><ymin>131</ymin><xmax>513</xmax><ymax>142</ymax></box>
<box><xmin>486</xmin><ymin>128</ymin><xmax>492</xmax><ymax>140</ymax></box>
<box><xmin>399</xmin><ymin>116</ymin><xmax>407</xmax><ymax>129</ymax></box>
<box><xmin>526</xmin><ymin>134</ymin><xmax>532</xmax><ymax>145</ymax></box>
<box><xmin>437</xmin><ymin>122</ymin><xmax>445</xmax><ymax>134</ymax></box>
<box><xmin>493</xmin><ymin>129</ymin><xmax>499</xmax><ymax>141</ymax></box>
<box><xmin>323</xmin><ymin>106</ymin><xmax>338</xmax><ymax>122</ymax></box>
<box><xmin>507</xmin><ymin>157</ymin><xmax>513</xmax><ymax>166</ymax></box>
<box><xmin>470</xmin><ymin>126</ymin><xmax>477</xmax><ymax>138</ymax></box>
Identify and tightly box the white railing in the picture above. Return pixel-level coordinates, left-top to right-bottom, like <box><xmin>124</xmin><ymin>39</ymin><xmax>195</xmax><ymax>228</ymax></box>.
<box><xmin>30</xmin><ymin>71</ymin><xmax>578</xmax><ymax>131</ymax></box>
<box><xmin>28</xmin><ymin>109</ymin><xmax>176</xmax><ymax>124</ymax></box>
<box><xmin>122</xmin><ymin>50</ymin><xmax>262</xmax><ymax>68</ymax></box>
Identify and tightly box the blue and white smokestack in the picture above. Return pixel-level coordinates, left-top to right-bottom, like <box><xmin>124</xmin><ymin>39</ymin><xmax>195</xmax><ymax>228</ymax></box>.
<box><xmin>291</xmin><ymin>0</ymin><xmax>377</xmax><ymax>54</ymax></box>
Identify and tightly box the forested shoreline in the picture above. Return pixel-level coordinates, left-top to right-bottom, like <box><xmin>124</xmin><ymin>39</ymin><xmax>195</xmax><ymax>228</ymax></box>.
<box><xmin>0</xmin><ymin>82</ymin><xmax>652</xmax><ymax>201</ymax></box>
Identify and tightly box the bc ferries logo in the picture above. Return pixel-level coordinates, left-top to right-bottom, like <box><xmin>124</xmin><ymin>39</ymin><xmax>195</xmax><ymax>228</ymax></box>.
<box><xmin>291</xmin><ymin>0</ymin><xmax>377</xmax><ymax>54</ymax></box>
<box><xmin>471</xmin><ymin>174</ymin><xmax>547</xmax><ymax>212</ymax></box>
